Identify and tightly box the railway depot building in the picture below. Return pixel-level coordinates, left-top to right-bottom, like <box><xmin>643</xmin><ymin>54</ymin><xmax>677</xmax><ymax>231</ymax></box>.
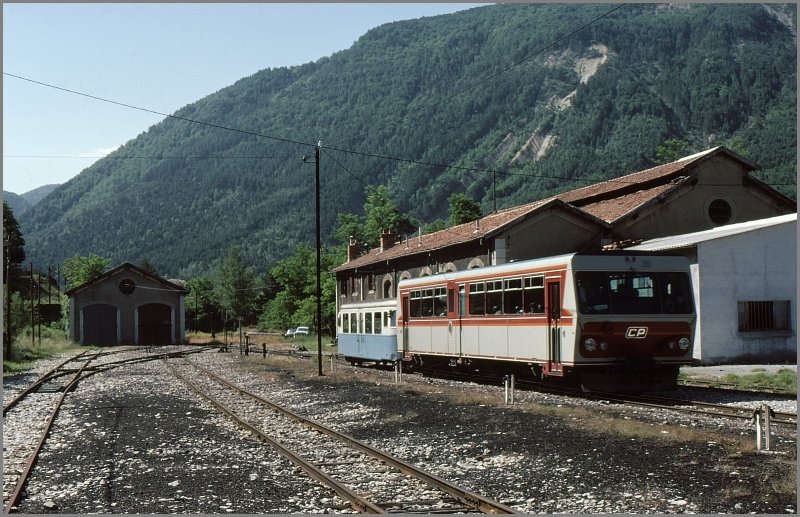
<box><xmin>66</xmin><ymin>262</ymin><xmax>188</xmax><ymax>346</ymax></box>
<box><xmin>334</xmin><ymin>146</ymin><xmax>796</xmax><ymax>314</ymax></box>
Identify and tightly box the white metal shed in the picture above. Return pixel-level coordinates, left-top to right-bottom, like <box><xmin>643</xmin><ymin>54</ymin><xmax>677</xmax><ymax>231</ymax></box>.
<box><xmin>628</xmin><ymin>214</ymin><xmax>797</xmax><ymax>364</ymax></box>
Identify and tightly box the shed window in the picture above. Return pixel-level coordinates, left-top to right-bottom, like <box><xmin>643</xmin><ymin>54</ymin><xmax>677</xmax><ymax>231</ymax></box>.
<box><xmin>738</xmin><ymin>301</ymin><xmax>791</xmax><ymax>332</ymax></box>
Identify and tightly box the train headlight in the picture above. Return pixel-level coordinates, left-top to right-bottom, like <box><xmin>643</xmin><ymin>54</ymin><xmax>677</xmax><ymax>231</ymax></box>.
<box><xmin>584</xmin><ymin>338</ymin><xmax>598</xmax><ymax>352</ymax></box>
<box><xmin>678</xmin><ymin>337</ymin><xmax>691</xmax><ymax>351</ymax></box>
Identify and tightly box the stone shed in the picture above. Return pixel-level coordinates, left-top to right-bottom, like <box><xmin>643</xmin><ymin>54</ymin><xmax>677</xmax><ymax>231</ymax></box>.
<box><xmin>66</xmin><ymin>262</ymin><xmax>188</xmax><ymax>346</ymax></box>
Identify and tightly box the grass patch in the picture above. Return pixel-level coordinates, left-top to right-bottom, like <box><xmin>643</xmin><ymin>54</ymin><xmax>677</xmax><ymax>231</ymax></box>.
<box><xmin>721</xmin><ymin>369</ymin><xmax>796</xmax><ymax>393</ymax></box>
<box><xmin>682</xmin><ymin>368</ymin><xmax>797</xmax><ymax>394</ymax></box>
<box><xmin>3</xmin><ymin>329</ymin><xmax>85</xmax><ymax>375</ymax></box>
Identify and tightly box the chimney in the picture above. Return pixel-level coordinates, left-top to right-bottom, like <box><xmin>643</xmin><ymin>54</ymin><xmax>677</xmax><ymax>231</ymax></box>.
<box><xmin>347</xmin><ymin>236</ymin><xmax>361</xmax><ymax>262</ymax></box>
<box><xmin>380</xmin><ymin>229</ymin><xmax>396</xmax><ymax>252</ymax></box>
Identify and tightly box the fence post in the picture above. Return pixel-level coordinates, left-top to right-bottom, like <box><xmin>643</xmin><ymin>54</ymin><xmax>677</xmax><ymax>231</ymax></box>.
<box><xmin>262</xmin><ymin>343</ymin><xmax>266</xmax><ymax>358</ymax></box>
<box><xmin>754</xmin><ymin>408</ymin><xmax>762</xmax><ymax>451</ymax></box>
<box><xmin>764</xmin><ymin>404</ymin><xmax>772</xmax><ymax>451</ymax></box>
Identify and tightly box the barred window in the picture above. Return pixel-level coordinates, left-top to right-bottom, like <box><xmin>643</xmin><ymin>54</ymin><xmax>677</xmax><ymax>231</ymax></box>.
<box><xmin>738</xmin><ymin>300</ymin><xmax>791</xmax><ymax>332</ymax></box>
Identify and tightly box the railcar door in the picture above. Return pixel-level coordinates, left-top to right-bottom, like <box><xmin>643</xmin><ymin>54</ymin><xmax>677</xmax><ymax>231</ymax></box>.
<box><xmin>546</xmin><ymin>279</ymin><xmax>563</xmax><ymax>376</ymax></box>
<box><xmin>446</xmin><ymin>282</ymin><xmax>462</xmax><ymax>355</ymax></box>
<box><xmin>401</xmin><ymin>293</ymin><xmax>410</xmax><ymax>354</ymax></box>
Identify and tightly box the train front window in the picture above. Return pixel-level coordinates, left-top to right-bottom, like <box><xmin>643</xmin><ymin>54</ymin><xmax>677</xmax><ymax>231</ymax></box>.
<box><xmin>576</xmin><ymin>271</ymin><xmax>693</xmax><ymax>315</ymax></box>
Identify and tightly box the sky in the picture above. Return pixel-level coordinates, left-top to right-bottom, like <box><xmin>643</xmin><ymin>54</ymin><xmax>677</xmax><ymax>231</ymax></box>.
<box><xmin>3</xmin><ymin>3</ymin><xmax>483</xmax><ymax>195</ymax></box>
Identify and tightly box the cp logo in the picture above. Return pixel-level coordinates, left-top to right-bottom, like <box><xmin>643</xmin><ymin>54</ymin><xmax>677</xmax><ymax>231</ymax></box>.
<box><xmin>625</xmin><ymin>327</ymin><xmax>648</xmax><ymax>339</ymax></box>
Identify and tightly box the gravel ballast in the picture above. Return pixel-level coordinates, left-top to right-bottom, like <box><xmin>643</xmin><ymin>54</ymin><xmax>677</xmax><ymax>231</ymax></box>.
<box><xmin>4</xmin><ymin>348</ymin><xmax>797</xmax><ymax>514</ymax></box>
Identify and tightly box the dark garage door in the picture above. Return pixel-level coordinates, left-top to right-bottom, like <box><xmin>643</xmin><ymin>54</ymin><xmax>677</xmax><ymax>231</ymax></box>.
<box><xmin>138</xmin><ymin>303</ymin><xmax>172</xmax><ymax>345</ymax></box>
<box><xmin>83</xmin><ymin>304</ymin><xmax>118</xmax><ymax>346</ymax></box>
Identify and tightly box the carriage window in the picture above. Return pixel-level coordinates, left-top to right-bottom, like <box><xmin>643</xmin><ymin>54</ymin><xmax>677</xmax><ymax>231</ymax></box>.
<box><xmin>341</xmin><ymin>313</ymin><xmax>347</xmax><ymax>333</ymax></box>
<box><xmin>486</xmin><ymin>280</ymin><xmax>503</xmax><ymax>315</ymax></box>
<box><xmin>422</xmin><ymin>289</ymin><xmax>434</xmax><ymax>317</ymax></box>
<box><xmin>374</xmin><ymin>312</ymin><xmax>382</xmax><ymax>334</ymax></box>
<box><xmin>389</xmin><ymin>310</ymin><xmax>397</xmax><ymax>327</ymax></box>
<box><xmin>524</xmin><ymin>276</ymin><xmax>545</xmax><ymax>313</ymax></box>
<box><xmin>358</xmin><ymin>313</ymin><xmax>364</xmax><ymax>333</ymax></box>
<box><xmin>365</xmin><ymin>311</ymin><xmax>372</xmax><ymax>334</ymax></box>
<box><xmin>503</xmin><ymin>278</ymin><xmax>523</xmax><ymax>314</ymax></box>
<box><xmin>350</xmin><ymin>313</ymin><xmax>358</xmax><ymax>333</ymax></box>
<box><xmin>434</xmin><ymin>287</ymin><xmax>447</xmax><ymax>317</ymax></box>
<box><xmin>410</xmin><ymin>290</ymin><xmax>423</xmax><ymax>318</ymax></box>
<box><xmin>469</xmin><ymin>282</ymin><xmax>485</xmax><ymax>315</ymax></box>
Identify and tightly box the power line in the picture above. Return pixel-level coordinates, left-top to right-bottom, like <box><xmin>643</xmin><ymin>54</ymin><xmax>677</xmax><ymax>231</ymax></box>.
<box><xmin>4</xmin><ymin>72</ymin><xmax>314</xmax><ymax>149</ymax></box>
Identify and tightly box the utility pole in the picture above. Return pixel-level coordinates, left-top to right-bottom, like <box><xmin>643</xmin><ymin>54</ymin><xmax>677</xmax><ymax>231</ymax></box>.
<box><xmin>29</xmin><ymin>263</ymin><xmax>34</xmax><ymax>347</ymax></box>
<box><xmin>314</xmin><ymin>143</ymin><xmax>323</xmax><ymax>376</ymax></box>
<box><xmin>304</xmin><ymin>143</ymin><xmax>323</xmax><ymax>376</ymax></box>
<box><xmin>5</xmin><ymin>251</ymin><xmax>11</xmax><ymax>360</ymax></box>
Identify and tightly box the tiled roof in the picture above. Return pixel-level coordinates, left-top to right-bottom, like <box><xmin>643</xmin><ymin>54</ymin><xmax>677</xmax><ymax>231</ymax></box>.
<box><xmin>333</xmin><ymin>199</ymin><xmax>549</xmax><ymax>271</ymax></box>
<box><xmin>557</xmin><ymin>147</ymin><xmax>725</xmax><ymax>207</ymax></box>
<box><xmin>334</xmin><ymin>147</ymin><xmax>759</xmax><ymax>272</ymax></box>
<box><xmin>576</xmin><ymin>183</ymin><xmax>676</xmax><ymax>223</ymax></box>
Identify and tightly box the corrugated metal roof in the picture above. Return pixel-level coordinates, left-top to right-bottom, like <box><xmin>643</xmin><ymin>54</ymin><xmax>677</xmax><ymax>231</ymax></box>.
<box><xmin>627</xmin><ymin>213</ymin><xmax>797</xmax><ymax>251</ymax></box>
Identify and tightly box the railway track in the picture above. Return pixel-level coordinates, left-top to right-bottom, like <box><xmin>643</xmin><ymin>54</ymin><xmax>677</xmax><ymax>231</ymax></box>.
<box><xmin>167</xmin><ymin>357</ymin><xmax>517</xmax><ymax>514</ymax></box>
<box><xmin>3</xmin><ymin>345</ymin><xmax>215</xmax><ymax>513</ymax></box>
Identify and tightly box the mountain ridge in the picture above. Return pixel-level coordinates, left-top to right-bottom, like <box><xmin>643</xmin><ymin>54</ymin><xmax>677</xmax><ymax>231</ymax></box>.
<box><xmin>17</xmin><ymin>3</ymin><xmax>797</xmax><ymax>277</ymax></box>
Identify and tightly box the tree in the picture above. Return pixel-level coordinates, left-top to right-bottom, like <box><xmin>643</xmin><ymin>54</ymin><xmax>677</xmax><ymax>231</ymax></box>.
<box><xmin>448</xmin><ymin>193</ymin><xmax>482</xmax><ymax>226</ymax></box>
<box><xmin>62</xmin><ymin>253</ymin><xmax>109</xmax><ymax>289</ymax></box>
<box><xmin>3</xmin><ymin>202</ymin><xmax>25</xmax><ymax>284</ymax></box>
<box><xmin>259</xmin><ymin>244</ymin><xmax>342</xmax><ymax>333</ymax></box>
<box><xmin>186</xmin><ymin>275</ymin><xmax>220</xmax><ymax>335</ymax></box>
<box><xmin>333</xmin><ymin>185</ymin><xmax>417</xmax><ymax>249</ymax></box>
<box><xmin>138</xmin><ymin>258</ymin><xmax>158</xmax><ymax>276</ymax></box>
<box><xmin>362</xmin><ymin>185</ymin><xmax>416</xmax><ymax>248</ymax></box>
<box><xmin>654</xmin><ymin>139</ymin><xmax>693</xmax><ymax>164</ymax></box>
<box><xmin>214</xmin><ymin>246</ymin><xmax>259</xmax><ymax>325</ymax></box>
<box><xmin>3</xmin><ymin>202</ymin><xmax>25</xmax><ymax>359</ymax></box>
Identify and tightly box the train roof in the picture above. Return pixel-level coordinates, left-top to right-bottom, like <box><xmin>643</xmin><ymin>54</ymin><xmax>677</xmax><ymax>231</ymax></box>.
<box><xmin>398</xmin><ymin>251</ymin><xmax>691</xmax><ymax>288</ymax></box>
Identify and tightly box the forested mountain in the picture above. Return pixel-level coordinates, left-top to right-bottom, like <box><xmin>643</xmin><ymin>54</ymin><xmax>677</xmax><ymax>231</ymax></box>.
<box><xmin>19</xmin><ymin>3</ymin><xmax>797</xmax><ymax>278</ymax></box>
<box><xmin>4</xmin><ymin>184</ymin><xmax>61</xmax><ymax>216</ymax></box>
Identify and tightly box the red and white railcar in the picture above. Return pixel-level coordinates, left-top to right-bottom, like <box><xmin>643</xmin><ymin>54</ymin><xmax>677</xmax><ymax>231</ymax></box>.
<box><xmin>397</xmin><ymin>251</ymin><xmax>696</xmax><ymax>391</ymax></box>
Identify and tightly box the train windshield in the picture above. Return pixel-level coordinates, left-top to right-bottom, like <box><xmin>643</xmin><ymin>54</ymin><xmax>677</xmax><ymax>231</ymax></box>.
<box><xmin>576</xmin><ymin>271</ymin><xmax>693</xmax><ymax>315</ymax></box>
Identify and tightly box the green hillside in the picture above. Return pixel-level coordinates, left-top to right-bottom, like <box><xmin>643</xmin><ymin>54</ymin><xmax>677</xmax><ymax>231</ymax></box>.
<box><xmin>19</xmin><ymin>3</ymin><xmax>797</xmax><ymax>277</ymax></box>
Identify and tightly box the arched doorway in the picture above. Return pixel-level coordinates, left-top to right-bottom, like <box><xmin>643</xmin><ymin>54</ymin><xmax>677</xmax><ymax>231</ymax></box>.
<box><xmin>138</xmin><ymin>303</ymin><xmax>173</xmax><ymax>345</ymax></box>
<box><xmin>82</xmin><ymin>304</ymin><xmax>118</xmax><ymax>346</ymax></box>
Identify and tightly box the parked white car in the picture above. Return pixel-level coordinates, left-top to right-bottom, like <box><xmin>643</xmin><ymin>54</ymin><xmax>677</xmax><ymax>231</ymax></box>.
<box><xmin>294</xmin><ymin>326</ymin><xmax>310</xmax><ymax>336</ymax></box>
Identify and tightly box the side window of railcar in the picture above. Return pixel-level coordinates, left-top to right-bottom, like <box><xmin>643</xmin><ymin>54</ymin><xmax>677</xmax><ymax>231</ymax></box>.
<box><xmin>374</xmin><ymin>312</ymin><xmax>382</xmax><ymax>334</ymax></box>
<box><xmin>365</xmin><ymin>311</ymin><xmax>373</xmax><ymax>334</ymax></box>
<box><xmin>340</xmin><ymin>314</ymin><xmax>346</xmax><ymax>333</ymax></box>
<box><xmin>469</xmin><ymin>282</ymin><xmax>485</xmax><ymax>315</ymax></box>
<box><xmin>422</xmin><ymin>289</ymin><xmax>434</xmax><ymax>317</ymax></box>
<box><xmin>434</xmin><ymin>287</ymin><xmax>447</xmax><ymax>317</ymax></box>
<box><xmin>576</xmin><ymin>272</ymin><xmax>610</xmax><ymax>314</ymax></box>
<box><xmin>410</xmin><ymin>291</ymin><xmax>422</xmax><ymax>318</ymax></box>
<box><xmin>486</xmin><ymin>280</ymin><xmax>503</xmax><ymax>315</ymax></box>
<box><xmin>503</xmin><ymin>278</ymin><xmax>523</xmax><ymax>314</ymax></box>
<box><xmin>524</xmin><ymin>276</ymin><xmax>545</xmax><ymax>314</ymax></box>
<box><xmin>659</xmin><ymin>273</ymin><xmax>694</xmax><ymax>314</ymax></box>
<box><xmin>388</xmin><ymin>310</ymin><xmax>397</xmax><ymax>327</ymax></box>
<box><xmin>350</xmin><ymin>312</ymin><xmax>357</xmax><ymax>333</ymax></box>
